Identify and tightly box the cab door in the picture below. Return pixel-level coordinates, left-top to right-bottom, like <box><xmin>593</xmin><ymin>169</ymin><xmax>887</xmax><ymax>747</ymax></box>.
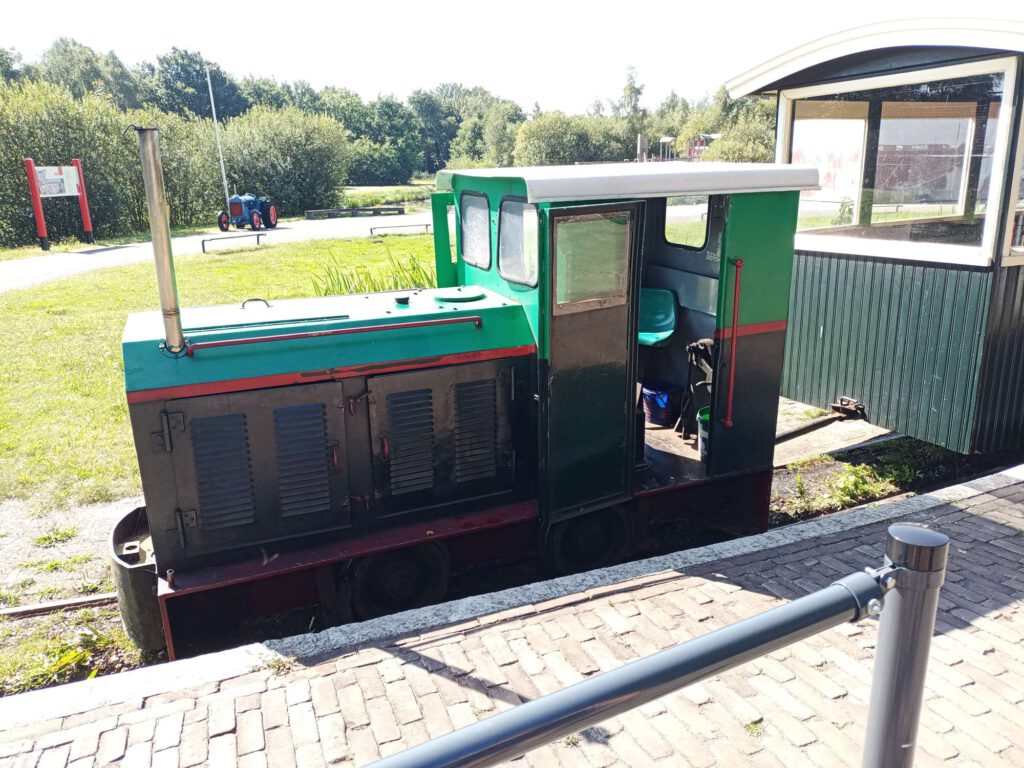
<box><xmin>544</xmin><ymin>204</ymin><xmax>641</xmax><ymax>521</ymax></box>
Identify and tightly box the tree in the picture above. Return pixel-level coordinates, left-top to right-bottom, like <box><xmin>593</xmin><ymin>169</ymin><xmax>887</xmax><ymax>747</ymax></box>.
<box><xmin>1</xmin><ymin>48</ymin><xmax>22</xmax><ymax>82</ymax></box>
<box><xmin>449</xmin><ymin>114</ymin><xmax>485</xmax><ymax>162</ymax></box>
<box><xmin>97</xmin><ymin>52</ymin><xmax>142</xmax><ymax>109</ymax></box>
<box><xmin>481</xmin><ymin>101</ymin><xmax>525</xmax><ymax>166</ymax></box>
<box><xmin>432</xmin><ymin>83</ymin><xmax>498</xmax><ymax>120</ymax></box>
<box><xmin>33</xmin><ymin>40</ymin><xmax>141</xmax><ymax>109</ymax></box>
<box><xmin>285</xmin><ymin>80</ymin><xmax>321</xmax><ymax>112</ymax></box>
<box><xmin>513</xmin><ymin>112</ymin><xmax>591</xmax><ymax>166</ymax></box>
<box><xmin>35</xmin><ymin>39</ymin><xmax>104</xmax><ymax>100</ymax></box>
<box><xmin>606</xmin><ymin>67</ymin><xmax>647</xmax><ymax>145</ymax></box>
<box><xmin>147</xmin><ymin>48</ymin><xmax>248</xmax><ymax>118</ymax></box>
<box><xmin>700</xmin><ymin>96</ymin><xmax>775</xmax><ymax>163</ymax></box>
<box><xmin>320</xmin><ymin>87</ymin><xmax>372</xmax><ymax>136</ymax></box>
<box><xmin>240</xmin><ymin>76</ymin><xmax>289</xmax><ymax>109</ymax></box>
<box><xmin>345</xmin><ymin>96</ymin><xmax>422</xmax><ymax>184</ymax></box>
<box><xmin>408</xmin><ymin>90</ymin><xmax>460</xmax><ymax>173</ymax></box>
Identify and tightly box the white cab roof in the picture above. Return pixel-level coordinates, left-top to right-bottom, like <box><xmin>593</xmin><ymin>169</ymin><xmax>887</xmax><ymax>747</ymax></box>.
<box><xmin>437</xmin><ymin>162</ymin><xmax>818</xmax><ymax>203</ymax></box>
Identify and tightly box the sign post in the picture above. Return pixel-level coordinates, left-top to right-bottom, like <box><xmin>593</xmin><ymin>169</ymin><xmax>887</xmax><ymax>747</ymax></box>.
<box><xmin>24</xmin><ymin>158</ymin><xmax>49</xmax><ymax>251</ymax></box>
<box><xmin>71</xmin><ymin>158</ymin><xmax>94</xmax><ymax>244</ymax></box>
<box><xmin>24</xmin><ymin>158</ymin><xmax>95</xmax><ymax>250</ymax></box>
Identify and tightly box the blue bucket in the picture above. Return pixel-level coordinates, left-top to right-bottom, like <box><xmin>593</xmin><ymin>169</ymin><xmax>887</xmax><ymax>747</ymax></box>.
<box><xmin>641</xmin><ymin>382</ymin><xmax>680</xmax><ymax>427</ymax></box>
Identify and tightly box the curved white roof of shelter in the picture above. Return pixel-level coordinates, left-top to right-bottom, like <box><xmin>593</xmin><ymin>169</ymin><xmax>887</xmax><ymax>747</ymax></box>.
<box><xmin>438</xmin><ymin>162</ymin><xmax>819</xmax><ymax>203</ymax></box>
<box><xmin>726</xmin><ymin>17</ymin><xmax>1024</xmax><ymax>97</ymax></box>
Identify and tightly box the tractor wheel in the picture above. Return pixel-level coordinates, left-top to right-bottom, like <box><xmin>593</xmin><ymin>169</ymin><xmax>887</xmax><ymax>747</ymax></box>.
<box><xmin>350</xmin><ymin>543</ymin><xmax>450</xmax><ymax>620</ymax></box>
<box><xmin>261</xmin><ymin>202</ymin><xmax>279</xmax><ymax>229</ymax></box>
<box><xmin>249</xmin><ymin>210</ymin><xmax>262</xmax><ymax>230</ymax></box>
<box><xmin>216</xmin><ymin>211</ymin><xmax>230</xmax><ymax>232</ymax></box>
<box><xmin>541</xmin><ymin>506</ymin><xmax>629</xmax><ymax>576</ymax></box>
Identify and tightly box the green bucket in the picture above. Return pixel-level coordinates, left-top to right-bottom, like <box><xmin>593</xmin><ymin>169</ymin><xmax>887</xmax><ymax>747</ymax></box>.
<box><xmin>697</xmin><ymin>406</ymin><xmax>710</xmax><ymax>462</ymax></box>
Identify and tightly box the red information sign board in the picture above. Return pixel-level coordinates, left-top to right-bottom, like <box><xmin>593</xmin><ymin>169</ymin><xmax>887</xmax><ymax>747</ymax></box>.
<box><xmin>25</xmin><ymin>158</ymin><xmax>94</xmax><ymax>250</ymax></box>
<box><xmin>36</xmin><ymin>165</ymin><xmax>81</xmax><ymax>198</ymax></box>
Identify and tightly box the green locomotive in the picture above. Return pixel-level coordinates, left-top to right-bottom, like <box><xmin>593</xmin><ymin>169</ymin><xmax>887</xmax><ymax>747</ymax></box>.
<box><xmin>113</xmin><ymin>131</ymin><xmax>817</xmax><ymax>657</ymax></box>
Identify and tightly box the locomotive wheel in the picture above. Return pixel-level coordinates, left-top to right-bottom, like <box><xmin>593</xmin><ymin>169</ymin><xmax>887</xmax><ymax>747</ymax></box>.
<box><xmin>261</xmin><ymin>202</ymin><xmax>279</xmax><ymax>228</ymax></box>
<box><xmin>542</xmin><ymin>506</ymin><xmax>629</xmax><ymax>576</ymax></box>
<box><xmin>249</xmin><ymin>210</ymin><xmax>262</xmax><ymax>230</ymax></box>
<box><xmin>216</xmin><ymin>210</ymin><xmax>230</xmax><ymax>232</ymax></box>
<box><xmin>351</xmin><ymin>543</ymin><xmax>450</xmax><ymax>620</ymax></box>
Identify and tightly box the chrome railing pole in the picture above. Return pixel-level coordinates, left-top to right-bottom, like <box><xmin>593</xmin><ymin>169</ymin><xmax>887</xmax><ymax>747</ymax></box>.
<box><xmin>862</xmin><ymin>524</ymin><xmax>949</xmax><ymax>768</ymax></box>
<box><xmin>369</xmin><ymin>570</ymin><xmax>885</xmax><ymax>768</ymax></box>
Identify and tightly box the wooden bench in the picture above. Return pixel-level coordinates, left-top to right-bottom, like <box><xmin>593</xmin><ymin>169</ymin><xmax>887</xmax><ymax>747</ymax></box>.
<box><xmin>369</xmin><ymin>223</ymin><xmax>432</xmax><ymax>236</ymax></box>
<box><xmin>201</xmin><ymin>232</ymin><xmax>265</xmax><ymax>254</ymax></box>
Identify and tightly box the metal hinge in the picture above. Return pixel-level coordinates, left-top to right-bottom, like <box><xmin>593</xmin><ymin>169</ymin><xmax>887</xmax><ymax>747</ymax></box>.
<box><xmin>151</xmin><ymin>411</ymin><xmax>184</xmax><ymax>452</ymax></box>
<box><xmin>173</xmin><ymin>508</ymin><xmax>197</xmax><ymax>548</ymax></box>
<box><xmin>500</xmin><ymin>367</ymin><xmax>518</xmax><ymax>401</ymax></box>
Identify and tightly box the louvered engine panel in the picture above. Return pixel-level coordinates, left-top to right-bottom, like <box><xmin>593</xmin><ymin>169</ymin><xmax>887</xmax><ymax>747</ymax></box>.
<box><xmin>454</xmin><ymin>379</ymin><xmax>498</xmax><ymax>483</ymax></box>
<box><xmin>387</xmin><ymin>389</ymin><xmax>435</xmax><ymax>495</ymax></box>
<box><xmin>191</xmin><ymin>413</ymin><xmax>256</xmax><ymax>530</ymax></box>
<box><xmin>274</xmin><ymin>403</ymin><xmax>331</xmax><ymax>518</ymax></box>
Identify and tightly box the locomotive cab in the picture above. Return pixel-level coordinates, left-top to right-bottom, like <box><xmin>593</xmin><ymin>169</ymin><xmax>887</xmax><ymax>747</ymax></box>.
<box><xmin>433</xmin><ymin>164</ymin><xmax>816</xmax><ymax>570</ymax></box>
<box><xmin>113</xmin><ymin>140</ymin><xmax>816</xmax><ymax>657</ymax></box>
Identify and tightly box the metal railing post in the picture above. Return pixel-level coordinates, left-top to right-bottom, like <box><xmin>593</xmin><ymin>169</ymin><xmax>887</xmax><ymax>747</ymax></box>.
<box><xmin>862</xmin><ymin>524</ymin><xmax>950</xmax><ymax>768</ymax></box>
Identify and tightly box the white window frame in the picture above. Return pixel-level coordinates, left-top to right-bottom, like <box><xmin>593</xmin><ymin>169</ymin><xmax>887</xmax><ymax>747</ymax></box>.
<box><xmin>778</xmin><ymin>56</ymin><xmax>1018</xmax><ymax>267</ymax></box>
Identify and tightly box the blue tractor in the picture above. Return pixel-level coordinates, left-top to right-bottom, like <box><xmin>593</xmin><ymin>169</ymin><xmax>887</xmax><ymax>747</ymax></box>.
<box><xmin>216</xmin><ymin>194</ymin><xmax>279</xmax><ymax>232</ymax></box>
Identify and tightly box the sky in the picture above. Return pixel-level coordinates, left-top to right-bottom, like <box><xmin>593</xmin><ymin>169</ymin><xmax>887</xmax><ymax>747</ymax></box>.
<box><xmin>4</xmin><ymin>1</ymin><xmax>1021</xmax><ymax>113</ymax></box>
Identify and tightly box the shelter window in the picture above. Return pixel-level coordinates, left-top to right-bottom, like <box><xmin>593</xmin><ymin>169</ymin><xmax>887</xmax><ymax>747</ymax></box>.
<box><xmin>553</xmin><ymin>211</ymin><xmax>631</xmax><ymax>314</ymax></box>
<box><xmin>460</xmin><ymin>193</ymin><xmax>491</xmax><ymax>269</ymax></box>
<box><xmin>665</xmin><ymin>195</ymin><xmax>709</xmax><ymax>250</ymax></box>
<box><xmin>788</xmin><ymin>66</ymin><xmax>1010</xmax><ymax>262</ymax></box>
<box><xmin>498</xmin><ymin>200</ymin><xmax>539</xmax><ymax>286</ymax></box>
<box><xmin>1008</xmin><ymin>148</ymin><xmax>1024</xmax><ymax>261</ymax></box>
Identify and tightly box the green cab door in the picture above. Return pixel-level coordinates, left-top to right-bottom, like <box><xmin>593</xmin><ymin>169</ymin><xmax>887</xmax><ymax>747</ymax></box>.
<box><xmin>544</xmin><ymin>204</ymin><xmax>641</xmax><ymax>521</ymax></box>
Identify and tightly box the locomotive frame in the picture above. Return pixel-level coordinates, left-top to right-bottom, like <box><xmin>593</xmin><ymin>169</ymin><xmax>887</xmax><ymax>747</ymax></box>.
<box><xmin>113</xmin><ymin>136</ymin><xmax>817</xmax><ymax>658</ymax></box>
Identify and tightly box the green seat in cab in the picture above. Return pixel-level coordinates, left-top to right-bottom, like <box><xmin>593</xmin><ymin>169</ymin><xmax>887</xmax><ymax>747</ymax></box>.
<box><xmin>638</xmin><ymin>287</ymin><xmax>677</xmax><ymax>347</ymax></box>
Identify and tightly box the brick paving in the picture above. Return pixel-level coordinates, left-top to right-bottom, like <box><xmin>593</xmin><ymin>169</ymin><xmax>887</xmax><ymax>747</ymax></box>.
<box><xmin>2</xmin><ymin>477</ymin><xmax>1024</xmax><ymax>767</ymax></box>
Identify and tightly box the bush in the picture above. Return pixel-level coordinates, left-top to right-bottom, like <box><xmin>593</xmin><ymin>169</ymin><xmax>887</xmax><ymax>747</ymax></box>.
<box><xmin>0</xmin><ymin>82</ymin><xmax>350</xmax><ymax>246</ymax></box>
<box><xmin>512</xmin><ymin>112</ymin><xmax>631</xmax><ymax>166</ymax></box>
<box><xmin>347</xmin><ymin>137</ymin><xmax>419</xmax><ymax>185</ymax></box>
<box><xmin>0</xmin><ymin>81</ymin><xmax>222</xmax><ymax>246</ymax></box>
<box><xmin>222</xmin><ymin>106</ymin><xmax>349</xmax><ymax>215</ymax></box>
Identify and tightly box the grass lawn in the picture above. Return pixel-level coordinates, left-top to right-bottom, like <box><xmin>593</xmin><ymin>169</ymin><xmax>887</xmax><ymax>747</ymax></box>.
<box><xmin>0</xmin><ymin>234</ymin><xmax>434</xmax><ymax>512</ymax></box>
<box><xmin>342</xmin><ymin>178</ymin><xmax>435</xmax><ymax>209</ymax></box>
<box><xmin>0</xmin><ymin>607</ymin><xmax>147</xmax><ymax>696</ymax></box>
<box><xmin>664</xmin><ymin>219</ymin><xmax>710</xmax><ymax>249</ymax></box>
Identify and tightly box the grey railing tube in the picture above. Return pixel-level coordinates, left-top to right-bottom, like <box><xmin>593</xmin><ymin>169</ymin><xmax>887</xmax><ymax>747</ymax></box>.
<box><xmin>862</xmin><ymin>525</ymin><xmax>949</xmax><ymax>768</ymax></box>
<box><xmin>369</xmin><ymin>570</ymin><xmax>884</xmax><ymax>768</ymax></box>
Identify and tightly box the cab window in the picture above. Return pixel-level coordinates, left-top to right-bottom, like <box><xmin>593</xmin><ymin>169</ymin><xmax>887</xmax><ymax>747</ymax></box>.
<box><xmin>553</xmin><ymin>211</ymin><xmax>631</xmax><ymax>313</ymax></box>
<box><xmin>498</xmin><ymin>199</ymin><xmax>539</xmax><ymax>286</ymax></box>
<box><xmin>460</xmin><ymin>193</ymin><xmax>491</xmax><ymax>269</ymax></box>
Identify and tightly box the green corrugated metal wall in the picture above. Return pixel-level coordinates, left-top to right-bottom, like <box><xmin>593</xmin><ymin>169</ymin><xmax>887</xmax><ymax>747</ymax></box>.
<box><xmin>974</xmin><ymin>265</ymin><xmax>1024</xmax><ymax>452</ymax></box>
<box><xmin>782</xmin><ymin>251</ymin><xmax>992</xmax><ymax>453</ymax></box>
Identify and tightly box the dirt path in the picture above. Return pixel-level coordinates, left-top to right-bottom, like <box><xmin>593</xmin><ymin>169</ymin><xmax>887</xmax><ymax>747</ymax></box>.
<box><xmin>0</xmin><ymin>496</ymin><xmax>141</xmax><ymax>607</ymax></box>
